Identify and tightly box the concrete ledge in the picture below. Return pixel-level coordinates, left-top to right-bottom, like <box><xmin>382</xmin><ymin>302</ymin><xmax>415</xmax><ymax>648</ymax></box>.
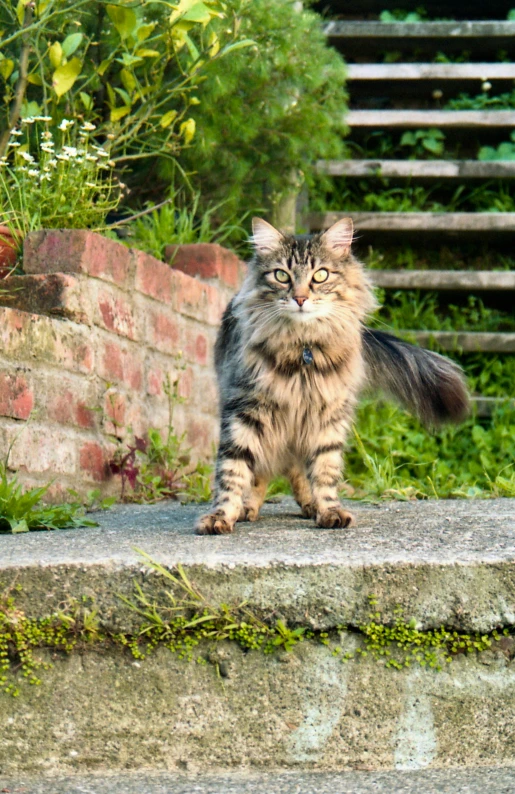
<box><xmin>2</xmin><ymin>500</ymin><xmax>515</xmax><ymax>633</ymax></box>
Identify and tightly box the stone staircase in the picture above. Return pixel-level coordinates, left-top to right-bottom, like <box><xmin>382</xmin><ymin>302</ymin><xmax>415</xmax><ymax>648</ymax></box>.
<box><xmin>308</xmin><ymin>11</ymin><xmax>515</xmax><ymax>413</ymax></box>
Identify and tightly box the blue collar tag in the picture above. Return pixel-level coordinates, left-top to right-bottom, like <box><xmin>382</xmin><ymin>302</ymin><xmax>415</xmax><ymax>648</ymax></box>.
<box><xmin>302</xmin><ymin>346</ymin><xmax>314</xmax><ymax>365</ymax></box>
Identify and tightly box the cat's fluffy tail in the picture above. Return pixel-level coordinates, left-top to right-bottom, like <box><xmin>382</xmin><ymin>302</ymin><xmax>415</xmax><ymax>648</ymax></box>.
<box><xmin>362</xmin><ymin>328</ymin><xmax>470</xmax><ymax>426</ymax></box>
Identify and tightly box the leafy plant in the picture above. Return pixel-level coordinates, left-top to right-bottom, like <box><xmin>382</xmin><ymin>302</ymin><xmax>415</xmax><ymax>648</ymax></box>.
<box><xmin>478</xmin><ymin>132</ymin><xmax>515</xmax><ymax>162</ymax></box>
<box><xmin>179</xmin><ymin>0</ymin><xmax>348</xmax><ymax>220</ymax></box>
<box><xmin>0</xmin><ymin>464</ymin><xmax>97</xmax><ymax>533</ymax></box>
<box><xmin>400</xmin><ymin>128</ymin><xmax>446</xmax><ymax>157</ymax></box>
<box><xmin>125</xmin><ymin>190</ymin><xmax>248</xmax><ymax>259</ymax></box>
<box><xmin>0</xmin><ymin>116</ymin><xmax>121</xmax><ymax>238</ymax></box>
<box><xmin>379</xmin><ymin>9</ymin><xmax>427</xmax><ymax>22</ymax></box>
<box><xmin>109</xmin><ymin>373</ymin><xmax>212</xmax><ymax>503</ymax></box>
<box><xmin>0</xmin><ymin>0</ymin><xmax>251</xmax><ymax>168</ymax></box>
<box><xmin>446</xmin><ymin>89</ymin><xmax>515</xmax><ymax>111</ymax></box>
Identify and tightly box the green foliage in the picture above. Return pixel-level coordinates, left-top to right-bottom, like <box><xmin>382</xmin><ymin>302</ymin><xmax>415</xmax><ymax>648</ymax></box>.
<box><xmin>0</xmin><ymin>117</ymin><xmax>121</xmax><ymax>236</ymax></box>
<box><xmin>446</xmin><ymin>89</ymin><xmax>515</xmax><ymax>110</ymax></box>
<box><xmin>379</xmin><ymin>9</ymin><xmax>427</xmax><ymax>22</ymax></box>
<box><xmin>479</xmin><ymin>132</ymin><xmax>515</xmax><ymax>162</ymax></box>
<box><xmin>0</xmin><ymin>0</ymin><xmax>249</xmax><ymax>166</ymax></box>
<box><xmin>125</xmin><ymin>191</ymin><xmax>248</xmax><ymax>260</ymax></box>
<box><xmin>0</xmin><ymin>464</ymin><xmax>97</xmax><ymax>534</ymax></box>
<box><xmin>109</xmin><ymin>373</ymin><xmax>212</xmax><ymax>504</ymax></box>
<box><xmin>179</xmin><ymin>0</ymin><xmax>348</xmax><ymax>220</ymax></box>
<box><xmin>346</xmin><ymin>400</ymin><xmax>515</xmax><ymax>500</ymax></box>
<box><xmin>400</xmin><ymin>128</ymin><xmax>445</xmax><ymax>157</ymax></box>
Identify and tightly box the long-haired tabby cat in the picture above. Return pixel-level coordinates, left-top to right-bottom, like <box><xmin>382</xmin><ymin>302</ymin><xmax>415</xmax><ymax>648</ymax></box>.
<box><xmin>196</xmin><ymin>217</ymin><xmax>469</xmax><ymax>535</ymax></box>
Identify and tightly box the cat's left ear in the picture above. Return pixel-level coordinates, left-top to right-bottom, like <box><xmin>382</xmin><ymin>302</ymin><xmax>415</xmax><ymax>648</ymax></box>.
<box><xmin>251</xmin><ymin>217</ymin><xmax>285</xmax><ymax>254</ymax></box>
<box><xmin>321</xmin><ymin>217</ymin><xmax>354</xmax><ymax>255</ymax></box>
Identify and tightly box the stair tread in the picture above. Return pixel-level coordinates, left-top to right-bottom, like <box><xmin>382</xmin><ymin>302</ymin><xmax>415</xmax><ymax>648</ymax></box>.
<box><xmin>325</xmin><ymin>20</ymin><xmax>515</xmax><ymax>38</ymax></box>
<box><xmin>316</xmin><ymin>160</ymin><xmax>515</xmax><ymax>178</ymax></box>
<box><xmin>405</xmin><ymin>330</ymin><xmax>515</xmax><ymax>352</ymax></box>
<box><xmin>348</xmin><ymin>62</ymin><xmax>515</xmax><ymax>80</ymax></box>
<box><xmin>370</xmin><ymin>270</ymin><xmax>515</xmax><ymax>289</ymax></box>
<box><xmin>309</xmin><ymin>211</ymin><xmax>515</xmax><ymax>231</ymax></box>
<box><xmin>347</xmin><ymin>109</ymin><xmax>515</xmax><ymax>127</ymax></box>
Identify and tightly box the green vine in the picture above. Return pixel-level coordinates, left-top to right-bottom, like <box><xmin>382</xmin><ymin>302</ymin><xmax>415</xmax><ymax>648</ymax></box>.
<box><xmin>0</xmin><ymin>567</ymin><xmax>512</xmax><ymax>697</ymax></box>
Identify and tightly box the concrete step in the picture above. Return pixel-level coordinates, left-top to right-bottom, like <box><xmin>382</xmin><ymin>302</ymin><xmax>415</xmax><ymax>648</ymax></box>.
<box><xmin>2</xmin><ymin>768</ymin><xmax>515</xmax><ymax>793</ymax></box>
<box><xmin>473</xmin><ymin>396</ymin><xmax>515</xmax><ymax>417</ymax></box>
<box><xmin>2</xmin><ymin>500</ymin><xmax>515</xmax><ymax>775</ymax></box>
<box><xmin>316</xmin><ymin>160</ymin><xmax>515</xmax><ymax>179</ymax></box>
<box><xmin>346</xmin><ymin>110</ymin><xmax>515</xmax><ymax>128</ymax></box>
<box><xmin>347</xmin><ymin>62</ymin><xmax>515</xmax><ymax>81</ymax></box>
<box><xmin>325</xmin><ymin>20</ymin><xmax>515</xmax><ymax>39</ymax></box>
<box><xmin>308</xmin><ymin>211</ymin><xmax>515</xmax><ymax>233</ymax></box>
<box><xmin>407</xmin><ymin>330</ymin><xmax>515</xmax><ymax>352</ymax></box>
<box><xmin>370</xmin><ymin>270</ymin><xmax>515</xmax><ymax>290</ymax></box>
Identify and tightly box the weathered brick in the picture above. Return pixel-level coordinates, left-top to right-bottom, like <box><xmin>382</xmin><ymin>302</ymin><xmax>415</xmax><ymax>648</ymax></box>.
<box><xmin>148</xmin><ymin>308</ymin><xmax>180</xmax><ymax>354</ymax></box>
<box><xmin>45</xmin><ymin>374</ymin><xmax>97</xmax><ymax>430</ymax></box>
<box><xmin>95</xmin><ymin>284</ymin><xmax>137</xmax><ymax>340</ymax></box>
<box><xmin>182</xmin><ymin>324</ymin><xmax>210</xmax><ymax>366</ymax></box>
<box><xmin>98</xmin><ymin>337</ymin><xmax>144</xmax><ymax>391</ymax></box>
<box><xmin>8</xmin><ymin>424</ymin><xmax>78</xmax><ymax>475</ymax></box>
<box><xmin>134</xmin><ymin>250</ymin><xmax>174</xmax><ymax>303</ymax></box>
<box><xmin>103</xmin><ymin>388</ymin><xmax>126</xmax><ymax>438</ymax></box>
<box><xmin>166</xmin><ymin>243</ymin><xmax>246</xmax><ymax>289</ymax></box>
<box><xmin>171</xmin><ymin>269</ymin><xmax>227</xmax><ymax>326</ymax></box>
<box><xmin>0</xmin><ymin>308</ymin><xmax>94</xmax><ymax>374</ymax></box>
<box><xmin>0</xmin><ymin>372</ymin><xmax>34</xmax><ymax>420</ymax></box>
<box><xmin>0</xmin><ymin>273</ymin><xmax>93</xmax><ymax>325</ymax></box>
<box><xmin>79</xmin><ymin>441</ymin><xmax>109</xmax><ymax>482</ymax></box>
<box><xmin>24</xmin><ymin>230</ymin><xmax>133</xmax><ymax>288</ymax></box>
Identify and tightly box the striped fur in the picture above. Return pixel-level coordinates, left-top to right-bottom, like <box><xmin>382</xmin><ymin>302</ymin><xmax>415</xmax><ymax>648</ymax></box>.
<box><xmin>196</xmin><ymin>217</ymin><xmax>469</xmax><ymax>535</ymax></box>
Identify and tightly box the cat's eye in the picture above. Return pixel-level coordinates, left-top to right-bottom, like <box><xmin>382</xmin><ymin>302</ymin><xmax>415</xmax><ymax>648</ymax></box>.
<box><xmin>312</xmin><ymin>268</ymin><xmax>329</xmax><ymax>283</ymax></box>
<box><xmin>275</xmin><ymin>269</ymin><xmax>290</xmax><ymax>283</ymax></box>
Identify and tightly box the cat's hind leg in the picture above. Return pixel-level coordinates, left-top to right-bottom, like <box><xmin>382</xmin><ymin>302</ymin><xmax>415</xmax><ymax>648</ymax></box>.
<box><xmin>238</xmin><ymin>475</ymin><xmax>268</xmax><ymax>522</ymax></box>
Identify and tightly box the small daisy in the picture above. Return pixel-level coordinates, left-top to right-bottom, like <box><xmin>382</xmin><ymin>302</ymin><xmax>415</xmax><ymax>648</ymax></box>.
<box><xmin>80</xmin><ymin>121</ymin><xmax>96</xmax><ymax>132</ymax></box>
<box><xmin>58</xmin><ymin>119</ymin><xmax>74</xmax><ymax>131</ymax></box>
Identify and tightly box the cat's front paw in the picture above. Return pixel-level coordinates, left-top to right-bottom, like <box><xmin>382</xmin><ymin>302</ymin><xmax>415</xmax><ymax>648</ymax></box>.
<box><xmin>316</xmin><ymin>506</ymin><xmax>354</xmax><ymax>529</ymax></box>
<box><xmin>300</xmin><ymin>502</ymin><xmax>316</xmax><ymax>519</ymax></box>
<box><xmin>196</xmin><ymin>512</ymin><xmax>235</xmax><ymax>535</ymax></box>
<box><xmin>238</xmin><ymin>505</ymin><xmax>260</xmax><ymax>522</ymax></box>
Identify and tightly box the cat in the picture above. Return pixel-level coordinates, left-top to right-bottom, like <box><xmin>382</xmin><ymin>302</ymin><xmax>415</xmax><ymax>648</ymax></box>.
<box><xmin>196</xmin><ymin>216</ymin><xmax>469</xmax><ymax>535</ymax></box>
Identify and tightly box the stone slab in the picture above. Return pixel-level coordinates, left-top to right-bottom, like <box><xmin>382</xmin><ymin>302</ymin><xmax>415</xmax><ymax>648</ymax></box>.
<box><xmin>324</xmin><ymin>21</ymin><xmax>515</xmax><ymax>38</ymax></box>
<box><xmin>347</xmin><ymin>110</ymin><xmax>515</xmax><ymax>128</ymax></box>
<box><xmin>370</xmin><ymin>270</ymin><xmax>515</xmax><ymax>290</ymax></box>
<box><xmin>347</xmin><ymin>63</ymin><xmax>515</xmax><ymax>80</ymax></box>
<box><xmin>408</xmin><ymin>330</ymin><xmax>515</xmax><ymax>353</ymax></box>
<box><xmin>316</xmin><ymin>160</ymin><xmax>515</xmax><ymax>178</ymax></box>
<box><xmin>1</xmin><ymin>500</ymin><xmax>515</xmax><ymax>632</ymax></box>
<box><xmin>308</xmin><ymin>211</ymin><xmax>515</xmax><ymax>232</ymax></box>
<box><xmin>2</xmin><ymin>768</ymin><xmax>515</xmax><ymax>793</ymax></box>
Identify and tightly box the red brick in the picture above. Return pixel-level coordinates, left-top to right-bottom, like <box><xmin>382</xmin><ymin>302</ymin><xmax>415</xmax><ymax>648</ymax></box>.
<box><xmin>97</xmin><ymin>286</ymin><xmax>137</xmax><ymax>340</ymax></box>
<box><xmin>47</xmin><ymin>391</ymin><xmax>96</xmax><ymax>430</ymax></box>
<box><xmin>171</xmin><ymin>269</ymin><xmax>227</xmax><ymax>326</ymax></box>
<box><xmin>177</xmin><ymin>366</ymin><xmax>194</xmax><ymax>400</ymax></box>
<box><xmin>24</xmin><ymin>230</ymin><xmax>133</xmax><ymax>288</ymax></box>
<box><xmin>103</xmin><ymin>389</ymin><xmax>126</xmax><ymax>438</ymax></box>
<box><xmin>166</xmin><ymin>243</ymin><xmax>246</xmax><ymax>289</ymax></box>
<box><xmin>183</xmin><ymin>325</ymin><xmax>210</xmax><ymax>366</ymax></box>
<box><xmin>79</xmin><ymin>441</ymin><xmax>109</xmax><ymax>482</ymax></box>
<box><xmin>134</xmin><ymin>250</ymin><xmax>174</xmax><ymax>303</ymax></box>
<box><xmin>0</xmin><ymin>273</ymin><xmax>93</xmax><ymax>325</ymax></box>
<box><xmin>149</xmin><ymin>309</ymin><xmax>180</xmax><ymax>353</ymax></box>
<box><xmin>99</xmin><ymin>338</ymin><xmax>143</xmax><ymax>391</ymax></box>
<box><xmin>0</xmin><ymin>372</ymin><xmax>33</xmax><ymax>420</ymax></box>
<box><xmin>147</xmin><ymin>365</ymin><xmax>164</xmax><ymax>397</ymax></box>
<box><xmin>8</xmin><ymin>425</ymin><xmax>77</xmax><ymax>475</ymax></box>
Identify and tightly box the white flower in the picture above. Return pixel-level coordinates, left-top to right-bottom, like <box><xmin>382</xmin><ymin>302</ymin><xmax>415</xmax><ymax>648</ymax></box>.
<box><xmin>58</xmin><ymin>119</ymin><xmax>74</xmax><ymax>131</ymax></box>
<box><xmin>34</xmin><ymin>115</ymin><xmax>52</xmax><ymax>122</ymax></box>
<box><xmin>41</xmin><ymin>131</ymin><xmax>53</xmax><ymax>141</ymax></box>
<box><xmin>8</xmin><ymin>141</ymin><xmax>21</xmax><ymax>147</ymax></box>
<box><xmin>41</xmin><ymin>144</ymin><xmax>55</xmax><ymax>153</ymax></box>
<box><xmin>28</xmin><ymin>169</ymin><xmax>39</xmax><ymax>177</ymax></box>
<box><xmin>47</xmin><ymin>159</ymin><xmax>57</xmax><ymax>167</ymax></box>
<box><xmin>80</xmin><ymin>121</ymin><xmax>96</xmax><ymax>131</ymax></box>
<box><xmin>63</xmin><ymin>146</ymin><xmax>78</xmax><ymax>157</ymax></box>
<box><xmin>19</xmin><ymin>152</ymin><xmax>35</xmax><ymax>163</ymax></box>
<box><xmin>107</xmin><ymin>160</ymin><xmax>116</xmax><ymax>167</ymax></box>
<box><xmin>9</xmin><ymin>129</ymin><xmax>22</xmax><ymax>137</ymax></box>
<box><xmin>94</xmin><ymin>148</ymin><xmax>109</xmax><ymax>158</ymax></box>
<box><xmin>85</xmin><ymin>154</ymin><xmax>98</xmax><ymax>162</ymax></box>
<box><xmin>56</xmin><ymin>153</ymin><xmax>70</xmax><ymax>161</ymax></box>
<box><xmin>85</xmin><ymin>182</ymin><xmax>98</xmax><ymax>188</ymax></box>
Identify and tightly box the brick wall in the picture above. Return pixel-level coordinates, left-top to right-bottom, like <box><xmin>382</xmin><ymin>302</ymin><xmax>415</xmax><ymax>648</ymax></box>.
<box><xmin>0</xmin><ymin>230</ymin><xmax>245</xmax><ymax>501</ymax></box>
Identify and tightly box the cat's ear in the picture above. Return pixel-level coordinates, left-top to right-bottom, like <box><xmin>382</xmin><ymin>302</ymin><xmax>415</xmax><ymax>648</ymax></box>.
<box><xmin>251</xmin><ymin>217</ymin><xmax>285</xmax><ymax>254</ymax></box>
<box><xmin>321</xmin><ymin>217</ymin><xmax>354</xmax><ymax>255</ymax></box>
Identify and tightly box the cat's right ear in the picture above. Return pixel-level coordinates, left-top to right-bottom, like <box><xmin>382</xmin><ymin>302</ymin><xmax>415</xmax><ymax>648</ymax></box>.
<box><xmin>251</xmin><ymin>217</ymin><xmax>284</xmax><ymax>254</ymax></box>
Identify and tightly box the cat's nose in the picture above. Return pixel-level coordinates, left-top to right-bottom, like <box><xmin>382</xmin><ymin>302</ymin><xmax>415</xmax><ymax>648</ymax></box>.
<box><xmin>293</xmin><ymin>296</ymin><xmax>308</xmax><ymax>307</ymax></box>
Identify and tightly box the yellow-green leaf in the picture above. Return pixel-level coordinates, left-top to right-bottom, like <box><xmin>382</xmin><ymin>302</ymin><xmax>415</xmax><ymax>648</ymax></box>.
<box><xmin>110</xmin><ymin>105</ymin><xmax>130</xmax><ymax>122</ymax></box>
<box><xmin>137</xmin><ymin>23</ymin><xmax>156</xmax><ymax>41</ymax></box>
<box><xmin>52</xmin><ymin>57</ymin><xmax>81</xmax><ymax>98</ymax></box>
<box><xmin>107</xmin><ymin>4</ymin><xmax>137</xmax><ymax>40</ymax></box>
<box><xmin>80</xmin><ymin>91</ymin><xmax>93</xmax><ymax>111</ymax></box>
<box><xmin>97</xmin><ymin>59</ymin><xmax>111</xmax><ymax>77</ymax></box>
<box><xmin>160</xmin><ymin>109</ymin><xmax>177</xmax><ymax>128</ymax></box>
<box><xmin>120</xmin><ymin>68</ymin><xmax>136</xmax><ymax>93</ymax></box>
<box><xmin>62</xmin><ymin>33</ymin><xmax>83</xmax><ymax>58</ymax></box>
<box><xmin>27</xmin><ymin>72</ymin><xmax>43</xmax><ymax>85</ymax></box>
<box><xmin>207</xmin><ymin>31</ymin><xmax>219</xmax><ymax>56</ymax></box>
<box><xmin>49</xmin><ymin>41</ymin><xmax>62</xmax><ymax>69</ymax></box>
<box><xmin>189</xmin><ymin>96</ymin><xmax>200</xmax><ymax>105</ymax></box>
<box><xmin>135</xmin><ymin>48</ymin><xmax>160</xmax><ymax>58</ymax></box>
<box><xmin>106</xmin><ymin>83</ymin><xmax>116</xmax><ymax>107</ymax></box>
<box><xmin>0</xmin><ymin>59</ymin><xmax>14</xmax><ymax>81</ymax></box>
<box><xmin>179</xmin><ymin>117</ymin><xmax>195</xmax><ymax>144</ymax></box>
<box><xmin>219</xmin><ymin>38</ymin><xmax>255</xmax><ymax>57</ymax></box>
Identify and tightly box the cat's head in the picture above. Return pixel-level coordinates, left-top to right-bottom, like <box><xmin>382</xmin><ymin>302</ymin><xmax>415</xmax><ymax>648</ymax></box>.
<box><xmin>246</xmin><ymin>217</ymin><xmax>376</xmax><ymax>324</ymax></box>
